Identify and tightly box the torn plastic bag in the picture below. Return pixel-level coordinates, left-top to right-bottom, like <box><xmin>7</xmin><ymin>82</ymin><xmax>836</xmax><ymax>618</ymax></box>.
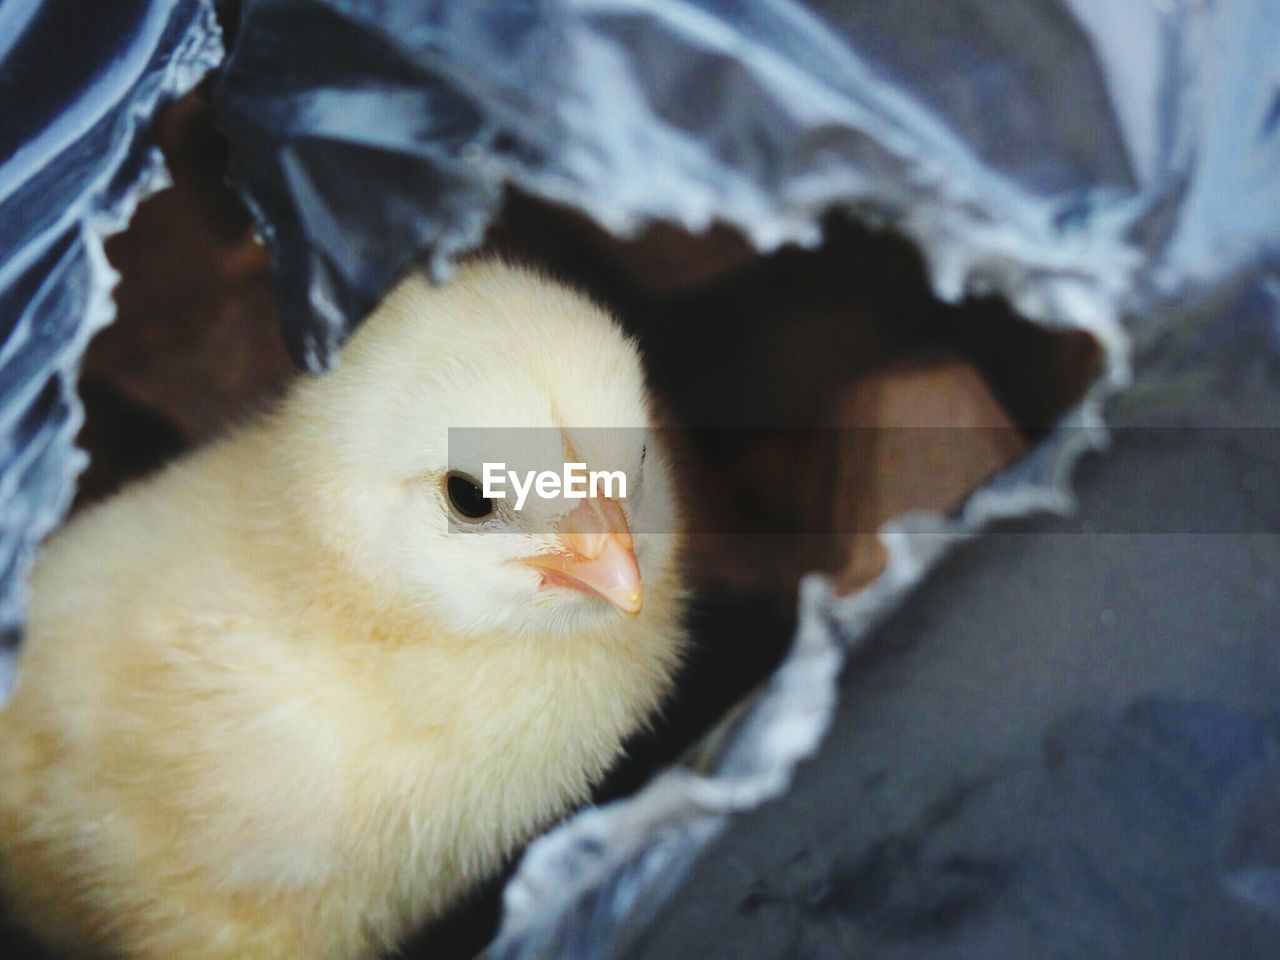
<box><xmin>0</xmin><ymin>0</ymin><xmax>1278</xmax><ymax>956</ymax></box>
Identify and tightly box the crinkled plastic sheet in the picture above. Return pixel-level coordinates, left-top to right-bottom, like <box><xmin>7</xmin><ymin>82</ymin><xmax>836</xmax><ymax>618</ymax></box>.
<box><xmin>0</xmin><ymin>0</ymin><xmax>223</xmax><ymax>700</ymax></box>
<box><xmin>3</xmin><ymin>0</ymin><xmax>1280</xmax><ymax>955</ymax></box>
<box><xmin>217</xmin><ymin>0</ymin><xmax>1276</xmax><ymax>374</ymax></box>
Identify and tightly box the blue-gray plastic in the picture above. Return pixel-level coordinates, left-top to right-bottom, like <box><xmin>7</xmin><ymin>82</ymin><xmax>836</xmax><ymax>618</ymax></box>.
<box><xmin>0</xmin><ymin>0</ymin><xmax>223</xmax><ymax>701</ymax></box>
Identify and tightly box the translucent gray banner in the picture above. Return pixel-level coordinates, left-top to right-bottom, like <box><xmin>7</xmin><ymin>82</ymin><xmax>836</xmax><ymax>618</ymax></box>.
<box><xmin>445</xmin><ymin>428</ymin><xmax>1280</xmax><ymax>534</ymax></box>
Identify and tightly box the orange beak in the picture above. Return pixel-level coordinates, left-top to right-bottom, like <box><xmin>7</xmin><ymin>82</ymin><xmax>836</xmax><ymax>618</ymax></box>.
<box><xmin>522</xmin><ymin>498</ymin><xmax>643</xmax><ymax>616</ymax></box>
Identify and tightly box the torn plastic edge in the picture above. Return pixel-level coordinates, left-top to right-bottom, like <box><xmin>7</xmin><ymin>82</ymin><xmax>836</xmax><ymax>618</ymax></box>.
<box><xmin>0</xmin><ymin>5</ymin><xmax>225</xmax><ymax>704</ymax></box>
<box><xmin>499</xmin><ymin>3</ymin><xmax>1151</xmax><ymax>346</ymax></box>
<box><xmin>482</xmin><ymin>243</ymin><xmax>1131</xmax><ymax>956</ymax></box>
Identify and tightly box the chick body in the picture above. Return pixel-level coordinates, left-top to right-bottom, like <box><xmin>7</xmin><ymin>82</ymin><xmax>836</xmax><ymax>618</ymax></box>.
<box><xmin>0</xmin><ymin>262</ymin><xmax>686</xmax><ymax>959</ymax></box>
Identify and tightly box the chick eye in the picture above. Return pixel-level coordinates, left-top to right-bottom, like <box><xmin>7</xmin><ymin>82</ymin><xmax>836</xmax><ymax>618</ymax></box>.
<box><xmin>444</xmin><ymin>472</ymin><xmax>494</xmax><ymax>520</ymax></box>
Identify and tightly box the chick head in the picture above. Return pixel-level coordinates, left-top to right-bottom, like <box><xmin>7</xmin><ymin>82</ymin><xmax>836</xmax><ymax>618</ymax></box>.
<box><xmin>278</xmin><ymin>260</ymin><xmax>681</xmax><ymax>637</ymax></box>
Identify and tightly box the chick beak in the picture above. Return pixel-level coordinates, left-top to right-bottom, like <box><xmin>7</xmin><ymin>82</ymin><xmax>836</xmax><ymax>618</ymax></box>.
<box><xmin>523</xmin><ymin>498</ymin><xmax>643</xmax><ymax>616</ymax></box>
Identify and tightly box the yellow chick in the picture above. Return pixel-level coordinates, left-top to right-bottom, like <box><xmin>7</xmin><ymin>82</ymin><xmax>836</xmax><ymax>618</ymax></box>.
<box><xmin>0</xmin><ymin>260</ymin><xmax>687</xmax><ymax>960</ymax></box>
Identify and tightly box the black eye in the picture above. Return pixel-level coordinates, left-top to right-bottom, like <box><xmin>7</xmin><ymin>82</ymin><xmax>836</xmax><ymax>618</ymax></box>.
<box><xmin>444</xmin><ymin>472</ymin><xmax>494</xmax><ymax>520</ymax></box>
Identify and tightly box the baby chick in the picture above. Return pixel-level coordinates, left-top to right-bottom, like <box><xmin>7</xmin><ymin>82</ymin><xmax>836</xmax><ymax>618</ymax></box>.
<box><xmin>0</xmin><ymin>260</ymin><xmax>687</xmax><ymax>960</ymax></box>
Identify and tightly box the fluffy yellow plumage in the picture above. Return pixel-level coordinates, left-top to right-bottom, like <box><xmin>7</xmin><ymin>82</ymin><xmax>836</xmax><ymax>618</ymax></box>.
<box><xmin>0</xmin><ymin>260</ymin><xmax>687</xmax><ymax>959</ymax></box>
